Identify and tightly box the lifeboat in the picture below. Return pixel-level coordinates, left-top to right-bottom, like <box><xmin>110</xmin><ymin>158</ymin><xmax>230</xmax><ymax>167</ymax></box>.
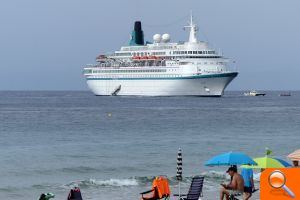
<box><xmin>132</xmin><ymin>56</ymin><xmax>141</xmax><ymax>60</ymax></box>
<box><xmin>148</xmin><ymin>56</ymin><xmax>162</xmax><ymax>60</ymax></box>
<box><xmin>140</xmin><ymin>56</ymin><xmax>149</xmax><ymax>60</ymax></box>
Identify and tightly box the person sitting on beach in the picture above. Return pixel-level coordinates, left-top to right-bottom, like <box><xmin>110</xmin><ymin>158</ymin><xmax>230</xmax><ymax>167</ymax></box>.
<box><xmin>241</xmin><ymin>168</ymin><xmax>255</xmax><ymax>200</ymax></box>
<box><xmin>220</xmin><ymin>166</ymin><xmax>244</xmax><ymax>200</ymax></box>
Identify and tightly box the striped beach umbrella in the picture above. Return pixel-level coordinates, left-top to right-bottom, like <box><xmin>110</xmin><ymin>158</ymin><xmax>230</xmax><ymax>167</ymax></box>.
<box><xmin>176</xmin><ymin>148</ymin><xmax>183</xmax><ymax>181</ymax></box>
<box><xmin>176</xmin><ymin>148</ymin><xmax>183</xmax><ymax>199</ymax></box>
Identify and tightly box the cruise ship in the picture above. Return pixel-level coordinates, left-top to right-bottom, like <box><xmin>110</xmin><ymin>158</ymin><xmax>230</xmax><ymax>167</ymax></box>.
<box><xmin>83</xmin><ymin>15</ymin><xmax>238</xmax><ymax>96</ymax></box>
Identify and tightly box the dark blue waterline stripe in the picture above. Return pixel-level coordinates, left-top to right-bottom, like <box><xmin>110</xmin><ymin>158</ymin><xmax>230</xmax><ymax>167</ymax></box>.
<box><xmin>86</xmin><ymin>72</ymin><xmax>238</xmax><ymax>81</ymax></box>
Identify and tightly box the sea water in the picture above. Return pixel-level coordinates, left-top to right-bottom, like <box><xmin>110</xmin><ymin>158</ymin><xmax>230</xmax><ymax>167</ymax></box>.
<box><xmin>0</xmin><ymin>91</ymin><xmax>299</xmax><ymax>200</ymax></box>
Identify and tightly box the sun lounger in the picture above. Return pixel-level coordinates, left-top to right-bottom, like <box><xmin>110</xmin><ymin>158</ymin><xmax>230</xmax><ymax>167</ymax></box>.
<box><xmin>174</xmin><ymin>176</ymin><xmax>204</xmax><ymax>200</ymax></box>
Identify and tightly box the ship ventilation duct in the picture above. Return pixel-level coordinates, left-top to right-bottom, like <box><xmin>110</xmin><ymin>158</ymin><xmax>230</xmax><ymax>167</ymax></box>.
<box><xmin>129</xmin><ymin>21</ymin><xmax>144</xmax><ymax>46</ymax></box>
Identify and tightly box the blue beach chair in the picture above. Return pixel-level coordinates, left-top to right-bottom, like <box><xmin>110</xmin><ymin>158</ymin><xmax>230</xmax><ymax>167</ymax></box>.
<box><xmin>174</xmin><ymin>176</ymin><xmax>204</xmax><ymax>200</ymax></box>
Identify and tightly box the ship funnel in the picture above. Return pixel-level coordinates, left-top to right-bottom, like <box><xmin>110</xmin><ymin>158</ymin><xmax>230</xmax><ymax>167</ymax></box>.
<box><xmin>129</xmin><ymin>21</ymin><xmax>144</xmax><ymax>46</ymax></box>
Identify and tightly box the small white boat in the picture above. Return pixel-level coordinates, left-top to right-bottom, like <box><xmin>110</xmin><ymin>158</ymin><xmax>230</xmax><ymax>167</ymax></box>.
<box><xmin>279</xmin><ymin>92</ymin><xmax>291</xmax><ymax>97</ymax></box>
<box><xmin>244</xmin><ymin>90</ymin><xmax>266</xmax><ymax>96</ymax></box>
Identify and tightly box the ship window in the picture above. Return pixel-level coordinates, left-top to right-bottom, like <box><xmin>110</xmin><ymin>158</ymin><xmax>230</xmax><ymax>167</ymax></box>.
<box><xmin>188</xmin><ymin>51</ymin><xmax>192</xmax><ymax>54</ymax></box>
<box><xmin>193</xmin><ymin>51</ymin><xmax>197</xmax><ymax>54</ymax></box>
<box><xmin>198</xmin><ymin>51</ymin><xmax>202</xmax><ymax>54</ymax></box>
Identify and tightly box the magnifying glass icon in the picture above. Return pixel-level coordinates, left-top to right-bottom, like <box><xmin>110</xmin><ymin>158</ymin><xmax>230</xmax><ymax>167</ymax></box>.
<box><xmin>269</xmin><ymin>170</ymin><xmax>295</xmax><ymax>198</ymax></box>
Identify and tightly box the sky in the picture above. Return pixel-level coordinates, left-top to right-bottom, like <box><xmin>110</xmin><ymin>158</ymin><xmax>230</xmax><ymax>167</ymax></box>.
<box><xmin>0</xmin><ymin>0</ymin><xmax>299</xmax><ymax>91</ymax></box>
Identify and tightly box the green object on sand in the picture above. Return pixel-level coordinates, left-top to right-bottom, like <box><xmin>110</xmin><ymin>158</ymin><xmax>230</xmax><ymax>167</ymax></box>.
<box><xmin>45</xmin><ymin>193</ymin><xmax>55</xmax><ymax>199</ymax></box>
<box><xmin>241</xmin><ymin>156</ymin><xmax>287</xmax><ymax>169</ymax></box>
<box><xmin>39</xmin><ymin>193</ymin><xmax>55</xmax><ymax>200</ymax></box>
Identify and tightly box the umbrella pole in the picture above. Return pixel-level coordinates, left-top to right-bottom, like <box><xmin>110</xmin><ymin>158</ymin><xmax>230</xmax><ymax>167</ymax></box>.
<box><xmin>178</xmin><ymin>181</ymin><xmax>181</xmax><ymax>200</ymax></box>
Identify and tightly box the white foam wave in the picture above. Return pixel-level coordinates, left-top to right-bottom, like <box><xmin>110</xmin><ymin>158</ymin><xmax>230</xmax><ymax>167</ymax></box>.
<box><xmin>91</xmin><ymin>178</ymin><xmax>138</xmax><ymax>187</ymax></box>
<box><xmin>201</xmin><ymin>170</ymin><xmax>230</xmax><ymax>180</ymax></box>
<box><xmin>68</xmin><ymin>178</ymin><xmax>139</xmax><ymax>188</ymax></box>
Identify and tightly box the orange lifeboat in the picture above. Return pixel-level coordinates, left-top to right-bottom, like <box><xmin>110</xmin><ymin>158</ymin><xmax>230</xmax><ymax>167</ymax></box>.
<box><xmin>140</xmin><ymin>56</ymin><xmax>148</xmax><ymax>60</ymax></box>
<box><xmin>132</xmin><ymin>56</ymin><xmax>141</xmax><ymax>60</ymax></box>
<box><xmin>148</xmin><ymin>56</ymin><xmax>158</xmax><ymax>60</ymax></box>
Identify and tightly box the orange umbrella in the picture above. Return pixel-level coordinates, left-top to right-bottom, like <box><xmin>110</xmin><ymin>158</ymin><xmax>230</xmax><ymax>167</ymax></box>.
<box><xmin>287</xmin><ymin>149</ymin><xmax>300</xmax><ymax>161</ymax></box>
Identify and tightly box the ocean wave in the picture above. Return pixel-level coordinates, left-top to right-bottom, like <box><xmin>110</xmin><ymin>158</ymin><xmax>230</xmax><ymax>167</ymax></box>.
<box><xmin>61</xmin><ymin>166</ymin><xmax>102</xmax><ymax>173</ymax></box>
<box><xmin>10</xmin><ymin>171</ymin><xmax>260</xmax><ymax>194</ymax></box>
<box><xmin>200</xmin><ymin>170</ymin><xmax>230</xmax><ymax>181</ymax></box>
<box><xmin>0</xmin><ymin>186</ymin><xmax>18</xmax><ymax>192</ymax></box>
<box><xmin>64</xmin><ymin>171</ymin><xmax>230</xmax><ymax>189</ymax></box>
<box><xmin>66</xmin><ymin>178</ymin><xmax>139</xmax><ymax>188</ymax></box>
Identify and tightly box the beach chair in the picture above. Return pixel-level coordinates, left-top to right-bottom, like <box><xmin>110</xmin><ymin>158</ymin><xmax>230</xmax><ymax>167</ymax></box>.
<box><xmin>228</xmin><ymin>193</ymin><xmax>242</xmax><ymax>200</ymax></box>
<box><xmin>140</xmin><ymin>176</ymin><xmax>170</xmax><ymax>200</ymax></box>
<box><xmin>174</xmin><ymin>176</ymin><xmax>204</xmax><ymax>200</ymax></box>
<box><xmin>67</xmin><ymin>187</ymin><xmax>83</xmax><ymax>200</ymax></box>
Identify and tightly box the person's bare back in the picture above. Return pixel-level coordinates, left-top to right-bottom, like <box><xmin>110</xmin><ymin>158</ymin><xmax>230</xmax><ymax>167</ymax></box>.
<box><xmin>232</xmin><ymin>173</ymin><xmax>244</xmax><ymax>192</ymax></box>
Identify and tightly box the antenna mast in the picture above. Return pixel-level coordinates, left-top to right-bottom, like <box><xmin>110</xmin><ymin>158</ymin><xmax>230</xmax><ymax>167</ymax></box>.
<box><xmin>184</xmin><ymin>11</ymin><xmax>198</xmax><ymax>43</ymax></box>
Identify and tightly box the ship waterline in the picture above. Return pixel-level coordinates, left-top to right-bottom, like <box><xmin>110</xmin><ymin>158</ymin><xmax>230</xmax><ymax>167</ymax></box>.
<box><xmin>87</xmin><ymin>72</ymin><xmax>238</xmax><ymax>96</ymax></box>
<box><xmin>83</xmin><ymin>14</ymin><xmax>238</xmax><ymax>96</ymax></box>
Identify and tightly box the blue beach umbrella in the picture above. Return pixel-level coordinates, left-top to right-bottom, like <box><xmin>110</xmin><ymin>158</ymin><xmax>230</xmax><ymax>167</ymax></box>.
<box><xmin>205</xmin><ymin>152</ymin><xmax>257</xmax><ymax>166</ymax></box>
<box><xmin>273</xmin><ymin>158</ymin><xmax>292</xmax><ymax>167</ymax></box>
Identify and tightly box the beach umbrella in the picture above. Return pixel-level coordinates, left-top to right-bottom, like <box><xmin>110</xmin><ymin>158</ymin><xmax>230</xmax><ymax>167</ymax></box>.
<box><xmin>176</xmin><ymin>148</ymin><xmax>182</xmax><ymax>199</ymax></box>
<box><xmin>275</xmin><ymin>158</ymin><xmax>292</xmax><ymax>167</ymax></box>
<box><xmin>241</xmin><ymin>156</ymin><xmax>291</xmax><ymax>169</ymax></box>
<box><xmin>205</xmin><ymin>152</ymin><xmax>257</xmax><ymax>166</ymax></box>
<box><xmin>287</xmin><ymin>149</ymin><xmax>300</xmax><ymax>161</ymax></box>
<box><xmin>176</xmin><ymin>148</ymin><xmax>183</xmax><ymax>181</ymax></box>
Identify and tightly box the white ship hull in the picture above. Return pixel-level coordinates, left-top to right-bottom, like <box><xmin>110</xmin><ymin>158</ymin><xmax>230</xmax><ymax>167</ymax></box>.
<box><xmin>86</xmin><ymin>72</ymin><xmax>237</xmax><ymax>96</ymax></box>
<box><xmin>84</xmin><ymin>16</ymin><xmax>239</xmax><ymax>96</ymax></box>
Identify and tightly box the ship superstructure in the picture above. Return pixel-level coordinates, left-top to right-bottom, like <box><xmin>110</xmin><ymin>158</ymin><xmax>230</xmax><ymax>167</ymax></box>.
<box><xmin>83</xmin><ymin>15</ymin><xmax>238</xmax><ymax>96</ymax></box>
